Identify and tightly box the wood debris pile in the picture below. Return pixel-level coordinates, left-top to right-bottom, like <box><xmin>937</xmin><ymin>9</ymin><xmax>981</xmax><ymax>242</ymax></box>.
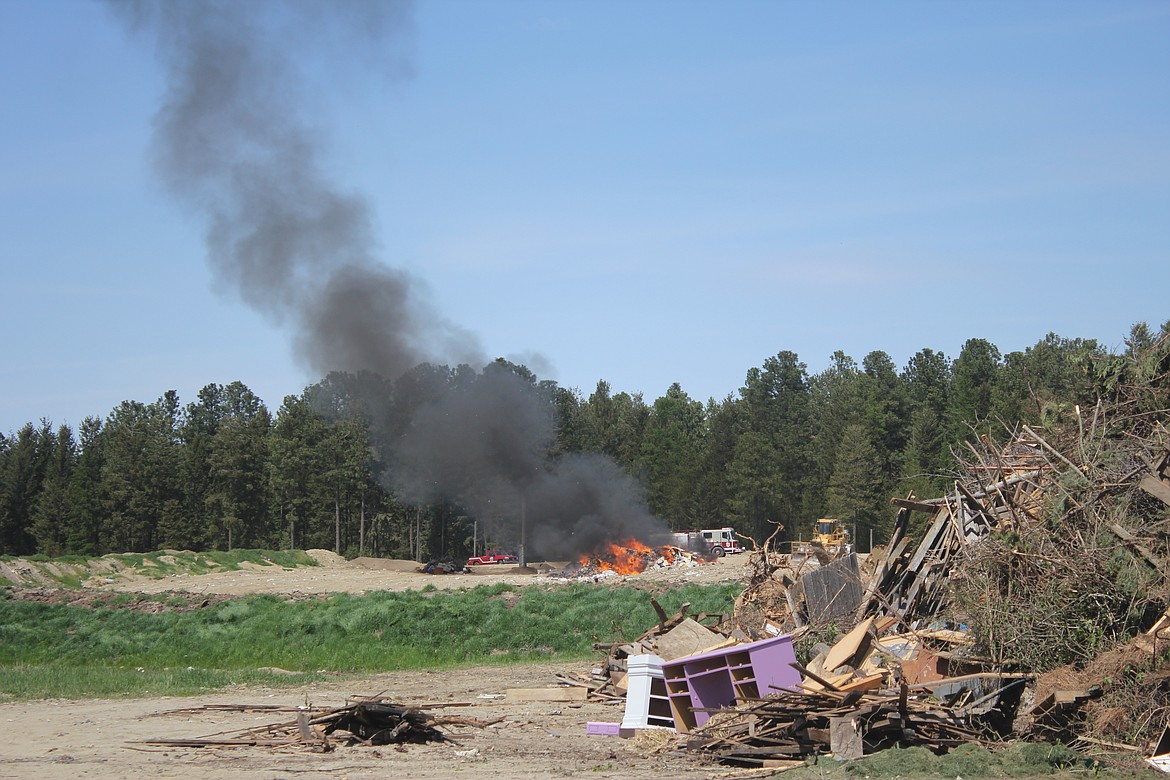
<box><xmin>666</xmin><ymin>335</ymin><xmax>1170</xmax><ymax>763</ymax></box>
<box><xmin>316</xmin><ymin>700</ymin><xmax>449</xmax><ymax>745</ymax></box>
<box><xmin>689</xmin><ymin>684</ymin><xmax>992</xmax><ymax>766</ymax></box>
<box><xmin>133</xmin><ymin>697</ymin><xmax>488</xmax><ymax>751</ymax></box>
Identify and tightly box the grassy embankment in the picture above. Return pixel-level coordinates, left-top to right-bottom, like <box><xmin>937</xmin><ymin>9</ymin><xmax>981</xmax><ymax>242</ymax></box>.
<box><xmin>0</xmin><ymin>548</ymin><xmax>318</xmax><ymax>588</ymax></box>
<box><xmin>0</xmin><ymin>578</ymin><xmax>738</xmax><ymax>700</ymax></box>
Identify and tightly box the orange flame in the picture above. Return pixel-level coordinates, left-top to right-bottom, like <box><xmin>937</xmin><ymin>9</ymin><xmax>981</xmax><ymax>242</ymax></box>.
<box><xmin>578</xmin><ymin>538</ymin><xmax>659</xmax><ymax>575</ymax></box>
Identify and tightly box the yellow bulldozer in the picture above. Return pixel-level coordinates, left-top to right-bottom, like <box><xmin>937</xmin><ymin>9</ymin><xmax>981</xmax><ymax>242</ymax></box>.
<box><xmin>790</xmin><ymin>518</ymin><xmax>853</xmax><ymax>565</ymax></box>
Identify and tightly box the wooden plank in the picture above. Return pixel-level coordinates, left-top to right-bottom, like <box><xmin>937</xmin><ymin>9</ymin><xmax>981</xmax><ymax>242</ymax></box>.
<box><xmin>296</xmin><ymin>712</ymin><xmax>313</xmax><ymax>741</ymax></box>
<box><xmin>829</xmin><ymin>716</ymin><xmax>864</xmax><ymax>760</ymax></box>
<box><xmin>654</xmin><ymin>618</ymin><xmax>725</xmax><ymax>661</ymax></box>
<box><xmin>1109</xmin><ymin>523</ymin><xmax>1164</xmax><ymax>570</ymax></box>
<box><xmin>824</xmin><ymin>617</ymin><xmax>874</xmax><ymax>672</ymax></box>
<box><xmin>788</xmin><ymin>662</ymin><xmax>842</xmax><ymax>692</ymax></box>
<box><xmin>1141</xmin><ymin>474</ymin><xmax>1170</xmax><ymax>507</ymax></box>
<box><xmin>504</xmin><ymin>687</ymin><xmax>589</xmax><ymax>702</ymax></box>
<box><xmin>800</xmin><ymin>553</ymin><xmax>862</xmax><ymax>623</ymax></box>
<box><xmin>905</xmin><ymin>507</ymin><xmax>951</xmax><ymax>573</ymax></box>
<box><xmin>890</xmin><ymin>497</ymin><xmax>941</xmax><ymax>513</ymax></box>
<box><xmin>837</xmin><ymin>673</ymin><xmax>884</xmax><ymax>693</ymax></box>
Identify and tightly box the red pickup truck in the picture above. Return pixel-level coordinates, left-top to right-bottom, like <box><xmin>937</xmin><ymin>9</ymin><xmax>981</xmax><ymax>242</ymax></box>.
<box><xmin>465</xmin><ymin>550</ymin><xmax>519</xmax><ymax>566</ymax></box>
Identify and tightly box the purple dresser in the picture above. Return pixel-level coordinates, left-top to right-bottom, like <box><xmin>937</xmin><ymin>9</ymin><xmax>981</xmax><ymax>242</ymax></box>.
<box><xmin>661</xmin><ymin>634</ymin><xmax>800</xmax><ymax>732</ymax></box>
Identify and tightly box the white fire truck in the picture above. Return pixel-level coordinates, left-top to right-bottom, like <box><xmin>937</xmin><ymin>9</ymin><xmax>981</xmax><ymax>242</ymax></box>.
<box><xmin>668</xmin><ymin>527</ymin><xmax>742</xmax><ymax>556</ymax></box>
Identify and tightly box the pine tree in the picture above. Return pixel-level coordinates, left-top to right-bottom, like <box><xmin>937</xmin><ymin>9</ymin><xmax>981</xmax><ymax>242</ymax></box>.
<box><xmin>825</xmin><ymin>423</ymin><xmax>887</xmax><ymax>548</ymax></box>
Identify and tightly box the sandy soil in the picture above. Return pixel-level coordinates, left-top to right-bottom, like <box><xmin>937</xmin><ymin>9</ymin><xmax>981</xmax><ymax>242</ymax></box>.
<box><xmin>0</xmin><ymin>554</ymin><xmax>754</xmax><ymax>779</ymax></box>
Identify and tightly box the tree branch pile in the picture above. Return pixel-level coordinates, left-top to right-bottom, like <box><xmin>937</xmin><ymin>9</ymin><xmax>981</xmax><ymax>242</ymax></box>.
<box><xmin>933</xmin><ymin>334</ymin><xmax>1170</xmax><ymax>750</ymax></box>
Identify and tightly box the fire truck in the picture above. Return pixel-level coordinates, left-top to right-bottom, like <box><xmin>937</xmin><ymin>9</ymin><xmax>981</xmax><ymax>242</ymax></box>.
<box><xmin>465</xmin><ymin>549</ymin><xmax>519</xmax><ymax>566</ymax></box>
<box><xmin>668</xmin><ymin>527</ymin><xmax>742</xmax><ymax>556</ymax></box>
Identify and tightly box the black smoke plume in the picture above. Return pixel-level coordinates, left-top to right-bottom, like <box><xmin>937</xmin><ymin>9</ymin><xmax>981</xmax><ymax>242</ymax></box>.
<box><xmin>391</xmin><ymin>364</ymin><xmax>666</xmax><ymax>559</ymax></box>
<box><xmin>107</xmin><ymin>0</ymin><xmax>668</xmax><ymax>558</ymax></box>
<box><xmin>105</xmin><ymin>0</ymin><xmax>477</xmax><ymax>377</ymax></box>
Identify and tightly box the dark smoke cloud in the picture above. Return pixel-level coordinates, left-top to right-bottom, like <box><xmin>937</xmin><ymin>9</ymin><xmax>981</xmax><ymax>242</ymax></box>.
<box><xmin>105</xmin><ymin>0</ymin><xmax>480</xmax><ymax>378</ymax></box>
<box><xmin>526</xmin><ymin>453</ymin><xmax>665</xmax><ymax>559</ymax></box>
<box><xmin>392</xmin><ymin>366</ymin><xmax>667</xmax><ymax>558</ymax></box>
<box><xmin>108</xmin><ymin>0</ymin><xmax>667</xmax><ymax>558</ymax></box>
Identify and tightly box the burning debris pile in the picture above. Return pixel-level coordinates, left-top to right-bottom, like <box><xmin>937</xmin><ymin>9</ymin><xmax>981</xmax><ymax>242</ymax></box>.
<box><xmin>556</xmin><ymin>540</ymin><xmax>713</xmax><ymax>580</ymax></box>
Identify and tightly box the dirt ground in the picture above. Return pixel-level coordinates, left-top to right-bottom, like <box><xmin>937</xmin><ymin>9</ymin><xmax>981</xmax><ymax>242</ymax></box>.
<box><xmin>0</xmin><ymin>663</ymin><xmax>728</xmax><ymax>780</ymax></box>
<box><xmin>0</xmin><ymin>554</ymin><xmax>754</xmax><ymax>779</ymax></box>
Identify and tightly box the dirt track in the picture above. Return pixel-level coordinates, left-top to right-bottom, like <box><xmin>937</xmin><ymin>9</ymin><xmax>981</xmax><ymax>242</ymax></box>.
<box><xmin>0</xmin><ymin>554</ymin><xmax>752</xmax><ymax>779</ymax></box>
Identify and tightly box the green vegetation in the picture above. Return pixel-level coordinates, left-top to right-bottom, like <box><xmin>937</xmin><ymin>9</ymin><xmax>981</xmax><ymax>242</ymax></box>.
<box><xmin>0</xmin><ymin>665</ymin><xmax>322</xmax><ymax>701</ymax></box>
<box><xmin>782</xmin><ymin>743</ymin><xmax>1132</xmax><ymax>779</ymax></box>
<box><xmin>0</xmin><ymin>582</ymin><xmax>738</xmax><ymax>700</ymax></box>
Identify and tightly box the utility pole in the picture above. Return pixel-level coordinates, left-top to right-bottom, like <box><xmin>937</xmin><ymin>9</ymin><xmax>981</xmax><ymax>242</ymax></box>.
<box><xmin>518</xmin><ymin>492</ymin><xmax>527</xmax><ymax>568</ymax></box>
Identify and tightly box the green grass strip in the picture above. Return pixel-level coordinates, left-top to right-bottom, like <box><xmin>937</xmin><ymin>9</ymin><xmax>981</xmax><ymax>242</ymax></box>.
<box><xmin>0</xmin><ymin>582</ymin><xmax>738</xmax><ymax>699</ymax></box>
<box><xmin>0</xmin><ymin>664</ymin><xmax>324</xmax><ymax>701</ymax></box>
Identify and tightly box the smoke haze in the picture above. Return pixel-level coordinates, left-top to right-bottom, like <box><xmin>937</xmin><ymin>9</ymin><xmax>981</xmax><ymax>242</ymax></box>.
<box><xmin>107</xmin><ymin>0</ymin><xmax>668</xmax><ymax>558</ymax></box>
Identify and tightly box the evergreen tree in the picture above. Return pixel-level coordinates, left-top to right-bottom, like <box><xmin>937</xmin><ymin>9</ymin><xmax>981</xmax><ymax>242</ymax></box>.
<box><xmin>205</xmin><ymin>385</ymin><xmax>272</xmax><ymax>550</ymax></box>
<box><xmin>270</xmin><ymin>393</ymin><xmax>329</xmax><ymax>550</ymax></box>
<box><xmin>860</xmin><ymin>350</ymin><xmax>909</xmax><ymax>465</ymax></box>
<box><xmin>147</xmin><ymin>391</ymin><xmax>189</xmax><ymax>549</ymax></box>
<box><xmin>949</xmin><ymin>338</ymin><xmax>1002</xmax><ymax>441</ymax></box>
<box><xmin>65</xmin><ymin>416</ymin><xmax>105</xmax><ymax>554</ymax></box>
<box><xmin>99</xmin><ymin>401</ymin><xmax>153</xmax><ymax>551</ymax></box>
<box><xmin>638</xmin><ymin>383</ymin><xmax>706</xmax><ymax>525</ymax></box>
<box><xmin>808</xmin><ymin>352</ymin><xmax>863</xmax><ymax>511</ymax></box>
<box><xmin>693</xmin><ymin>396</ymin><xmax>741</xmax><ymax>525</ymax></box>
<box><xmin>899</xmin><ymin>405</ymin><xmax>948</xmax><ymax>500</ymax></box>
<box><xmin>28</xmin><ymin>424</ymin><xmax>76</xmax><ymax>556</ymax></box>
<box><xmin>0</xmin><ymin>422</ymin><xmax>50</xmax><ymax>554</ymax></box>
<box><xmin>321</xmin><ymin>414</ymin><xmax>371</xmax><ymax>554</ymax></box>
<box><xmin>728</xmin><ymin>352</ymin><xmax>812</xmax><ymax>541</ymax></box>
<box><xmin>180</xmin><ymin>383</ymin><xmax>227</xmax><ymax>547</ymax></box>
<box><xmin>994</xmin><ymin>333</ymin><xmax>1103</xmax><ymax>426</ymax></box>
<box><xmin>824</xmin><ymin>422</ymin><xmax>887</xmax><ymax>548</ymax></box>
<box><xmin>99</xmin><ymin>394</ymin><xmax>186</xmax><ymax>552</ymax></box>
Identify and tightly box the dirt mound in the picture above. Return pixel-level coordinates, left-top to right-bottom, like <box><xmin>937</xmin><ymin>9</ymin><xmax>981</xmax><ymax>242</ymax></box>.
<box><xmin>305</xmin><ymin>549</ymin><xmax>347</xmax><ymax>567</ymax></box>
<box><xmin>349</xmin><ymin>557</ymin><xmax>421</xmax><ymax>572</ymax></box>
<box><xmin>0</xmin><ymin>560</ymin><xmax>57</xmax><ymax>587</ymax></box>
<box><xmin>505</xmin><ymin>565</ymin><xmax>539</xmax><ymax>575</ymax></box>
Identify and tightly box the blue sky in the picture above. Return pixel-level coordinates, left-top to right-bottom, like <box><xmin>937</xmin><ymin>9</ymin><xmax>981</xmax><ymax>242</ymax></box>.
<box><xmin>1</xmin><ymin>0</ymin><xmax>1168</xmax><ymax>434</ymax></box>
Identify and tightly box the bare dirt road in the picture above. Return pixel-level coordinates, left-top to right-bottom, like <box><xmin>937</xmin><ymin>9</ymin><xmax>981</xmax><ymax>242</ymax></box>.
<box><xmin>0</xmin><ymin>553</ymin><xmax>753</xmax><ymax>779</ymax></box>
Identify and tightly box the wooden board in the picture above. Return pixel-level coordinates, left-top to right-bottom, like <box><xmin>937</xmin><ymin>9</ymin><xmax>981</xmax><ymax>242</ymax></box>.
<box><xmin>504</xmin><ymin>687</ymin><xmax>589</xmax><ymax>702</ymax></box>
<box><xmin>1141</xmin><ymin>474</ymin><xmax>1170</xmax><ymax>507</ymax></box>
<box><xmin>824</xmin><ymin>617</ymin><xmax>874</xmax><ymax>673</ymax></box>
<box><xmin>654</xmin><ymin>618</ymin><xmax>725</xmax><ymax>661</ymax></box>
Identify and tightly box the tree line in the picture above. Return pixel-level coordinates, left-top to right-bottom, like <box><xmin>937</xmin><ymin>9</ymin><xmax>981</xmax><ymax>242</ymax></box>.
<box><xmin>1</xmin><ymin>325</ymin><xmax>1162</xmax><ymax>561</ymax></box>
